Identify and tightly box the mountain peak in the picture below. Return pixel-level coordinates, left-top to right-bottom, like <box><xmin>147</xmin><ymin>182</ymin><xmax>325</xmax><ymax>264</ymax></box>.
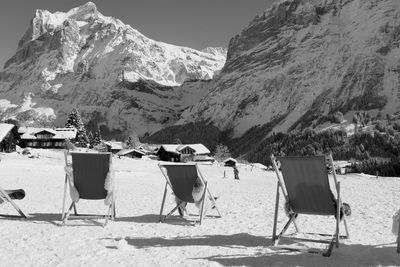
<box><xmin>0</xmin><ymin>2</ymin><xmax>226</xmax><ymax>135</ymax></box>
<box><xmin>67</xmin><ymin>1</ymin><xmax>98</xmax><ymax>19</ymax></box>
<box><xmin>79</xmin><ymin>1</ymin><xmax>97</xmax><ymax>10</ymax></box>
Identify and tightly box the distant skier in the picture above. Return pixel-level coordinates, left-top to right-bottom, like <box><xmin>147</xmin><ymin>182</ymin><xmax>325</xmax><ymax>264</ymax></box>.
<box><xmin>233</xmin><ymin>165</ymin><xmax>240</xmax><ymax>180</ymax></box>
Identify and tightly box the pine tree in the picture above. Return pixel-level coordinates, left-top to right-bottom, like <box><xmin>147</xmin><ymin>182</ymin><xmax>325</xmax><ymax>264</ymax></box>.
<box><xmin>92</xmin><ymin>126</ymin><xmax>102</xmax><ymax>146</ymax></box>
<box><xmin>65</xmin><ymin>108</ymin><xmax>79</xmax><ymax>128</ymax></box>
<box><xmin>65</xmin><ymin>108</ymin><xmax>89</xmax><ymax>147</ymax></box>
<box><xmin>214</xmin><ymin>144</ymin><xmax>231</xmax><ymax>162</ymax></box>
<box><xmin>125</xmin><ymin>132</ymin><xmax>140</xmax><ymax>149</ymax></box>
<box><xmin>87</xmin><ymin>131</ymin><xmax>94</xmax><ymax>147</ymax></box>
<box><xmin>173</xmin><ymin>137</ymin><xmax>182</xmax><ymax>144</ymax></box>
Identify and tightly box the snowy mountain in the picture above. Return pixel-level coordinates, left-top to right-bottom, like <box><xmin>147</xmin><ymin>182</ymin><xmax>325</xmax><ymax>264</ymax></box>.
<box><xmin>0</xmin><ymin>2</ymin><xmax>226</xmax><ymax>137</ymax></box>
<box><xmin>178</xmin><ymin>0</ymin><xmax>400</xmax><ymax>137</ymax></box>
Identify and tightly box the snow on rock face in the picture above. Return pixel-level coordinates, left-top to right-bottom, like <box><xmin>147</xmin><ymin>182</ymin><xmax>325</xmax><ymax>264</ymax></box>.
<box><xmin>0</xmin><ymin>2</ymin><xmax>226</xmax><ymax>138</ymax></box>
<box><xmin>179</xmin><ymin>0</ymin><xmax>400</xmax><ymax>137</ymax></box>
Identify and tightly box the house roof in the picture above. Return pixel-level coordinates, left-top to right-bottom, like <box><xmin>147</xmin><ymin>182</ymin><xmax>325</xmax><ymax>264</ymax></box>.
<box><xmin>136</xmin><ymin>145</ymin><xmax>149</xmax><ymax>153</ymax></box>
<box><xmin>35</xmin><ymin>129</ymin><xmax>57</xmax><ymax>135</ymax></box>
<box><xmin>20</xmin><ymin>127</ymin><xmax>77</xmax><ymax>140</ymax></box>
<box><xmin>0</xmin><ymin>123</ymin><xmax>14</xmax><ymax>142</ymax></box>
<box><xmin>159</xmin><ymin>144</ymin><xmax>210</xmax><ymax>155</ymax></box>
<box><xmin>160</xmin><ymin>144</ymin><xmax>180</xmax><ymax>153</ymax></box>
<box><xmin>54</xmin><ymin>128</ymin><xmax>78</xmax><ymax>139</ymax></box>
<box><xmin>334</xmin><ymin>161</ymin><xmax>352</xmax><ymax>168</ymax></box>
<box><xmin>17</xmin><ymin>126</ymin><xmax>28</xmax><ymax>134</ymax></box>
<box><xmin>104</xmin><ymin>141</ymin><xmax>123</xmax><ymax>150</ymax></box>
<box><xmin>223</xmin><ymin>157</ymin><xmax>237</xmax><ymax>163</ymax></box>
<box><xmin>117</xmin><ymin>148</ymin><xmax>145</xmax><ymax>156</ymax></box>
<box><xmin>177</xmin><ymin>144</ymin><xmax>210</xmax><ymax>154</ymax></box>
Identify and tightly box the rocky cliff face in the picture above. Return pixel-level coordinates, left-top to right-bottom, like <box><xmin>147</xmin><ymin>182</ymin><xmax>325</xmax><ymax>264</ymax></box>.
<box><xmin>0</xmin><ymin>2</ymin><xmax>226</xmax><ymax>137</ymax></box>
<box><xmin>179</xmin><ymin>0</ymin><xmax>400</xmax><ymax>137</ymax></box>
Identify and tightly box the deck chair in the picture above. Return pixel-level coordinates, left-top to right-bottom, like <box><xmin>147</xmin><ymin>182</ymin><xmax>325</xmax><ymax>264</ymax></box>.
<box><xmin>270</xmin><ymin>154</ymin><xmax>350</xmax><ymax>257</ymax></box>
<box><xmin>0</xmin><ymin>187</ymin><xmax>28</xmax><ymax>218</ymax></box>
<box><xmin>62</xmin><ymin>151</ymin><xmax>115</xmax><ymax>226</ymax></box>
<box><xmin>158</xmin><ymin>163</ymin><xmax>221</xmax><ymax>225</ymax></box>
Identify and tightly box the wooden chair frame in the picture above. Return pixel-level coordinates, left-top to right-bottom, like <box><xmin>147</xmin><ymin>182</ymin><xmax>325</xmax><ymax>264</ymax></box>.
<box><xmin>0</xmin><ymin>187</ymin><xmax>28</xmax><ymax>218</ymax></box>
<box><xmin>271</xmin><ymin>154</ymin><xmax>350</xmax><ymax>257</ymax></box>
<box><xmin>61</xmin><ymin>151</ymin><xmax>115</xmax><ymax>226</ymax></box>
<box><xmin>397</xmin><ymin>215</ymin><xmax>400</xmax><ymax>253</ymax></box>
<box><xmin>158</xmin><ymin>163</ymin><xmax>221</xmax><ymax>225</ymax></box>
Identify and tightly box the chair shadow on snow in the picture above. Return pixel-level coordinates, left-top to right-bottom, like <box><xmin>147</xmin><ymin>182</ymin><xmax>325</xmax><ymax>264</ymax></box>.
<box><xmin>0</xmin><ymin>212</ymin><xmax>59</xmax><ymax>226</ymax></box>
<box><xmin>104</xmin><ymin>233</ymin><xmax>399</xmax><ymax>266</ymax></box>
<box><xmin>115</xmin><ymin>213</ymin><xmax>204</xmax><ymax>226</ymax></box>
<box><xmin>196</xmin><ymin>243</ymin><xmax>399</xmax><ymax>267</ymax></box>
<box><xmin>0</xmin><ymin>212</ymin><xmax>104</xmax><ymax>227</ymax></box>
<box><xmin>114</xmin><ymin>214</ymin><xmax>162</xmax><ymax>223</ymax></box>
<box><xmin>106</xmin><ymin>233</ymin><xmax>273</xmax><ymax>249</ymax></box>
<box><xmin>0</xmin><ymin>212</ymin><xmax>211</xmax><ymax>226</ymax></box>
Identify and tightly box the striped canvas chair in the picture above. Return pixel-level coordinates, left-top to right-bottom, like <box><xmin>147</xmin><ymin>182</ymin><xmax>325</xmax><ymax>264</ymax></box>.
<box><xmin>270</xmin><ymin>154</ymin><xmax>350</xmax><ymax>256</ymax></box>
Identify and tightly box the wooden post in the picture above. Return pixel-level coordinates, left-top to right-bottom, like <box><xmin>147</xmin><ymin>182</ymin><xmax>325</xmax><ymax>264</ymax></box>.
<box><xmin>336</xmin><ymin>182</ymin><xmax>341</xmax><ymax>248</ymax></box>
<box><xmin>199</xmin><ymin>182</ymin><xmax>208</xmax><ymax>225</ymax></box>
<box><xmin>272</xmin><ymin>181</ymin><xmax>280</xmax><ymax>242</ymax></box>
<box><xmin>159</xmin><ymin>182</ymin><xmax>168</xmax><ymax>222</ymax></box>
<box><xmin>397</xmin><ymin>213</ymin><xmax>400</xmax><ymax>253</ymax></box>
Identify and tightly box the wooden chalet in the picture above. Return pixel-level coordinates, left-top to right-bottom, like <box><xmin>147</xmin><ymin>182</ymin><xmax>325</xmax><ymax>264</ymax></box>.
<box><xmin>0</xmin><ymin>123</ymin><xmax>18</xmax><ymax>152</ymax></box>
<box><xmin>136</xmin><ymin>145</ymin><xmax>156</xmax><ymax>155</ymax></box>
<box><xmin>224</xmin><ymin>157</ymin><xmax>237</xmax><ymax>167</ymax></box>
<box><xmin>334</xmin><ymin>161</ymin><xmax>352</xmax><ymax>175</ymax></box>
<box><xmin>117</xmin><ymin>148</ymin><xmax>145</xmax><ymax>159</ymax></box>
<box><xmin>156</xmin><ymin>144</ymin><xmax>211</xmax><ymax>162</ymax></box>
<box><xmin>20</xmin><ymin>127</ymin><xmax>77</xmax><ymax>149</ymax></box>
<box><xmin>104</xmin><ymin>141</ymin><xmax>123</xmax><ymax>154</ymax></box>
<box><xmin>156</xmin><ymin>145</ymin><xmax>181</xmax><ymax>162</ymax></box>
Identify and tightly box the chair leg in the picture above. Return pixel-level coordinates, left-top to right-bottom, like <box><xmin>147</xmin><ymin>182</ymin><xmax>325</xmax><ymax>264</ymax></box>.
<box><xmin>208</xmin><ymin>191</ymin><xmax>222</xmax><ymax>218</ymax></box>
<box><xmin>73</xmin><ymin>203</ymin><xmax>78</xmax><ymax>215</ymax></box>
<box><xmin>62</xmin><ymin>202</ymin><xmax>75</xmax><ymax>225</ymax></box>
<box><xmin>275</xmin><ymin>214</ymin><xmax>297</xmax><ymax>246</ymax></box>
<box><xmin>164</xmin><ymin>202</ymin><xmax>186</xmax><ymax>220</ymax></box>
<box><xmin>272</xmin><ymin>181</ymin><xmax>280</xmax><ymax>241</ymax></box>
<box><xmin>336</xmin><ymin>182</ymin><xmax>341</xmax><ymax>248</ymax></box>
<box><xmin>322</xmin><ymin>238</ymin><xmax>336</xmax><ymax>257</ymax></box>
<box><xmin>397</xmin><ymin>215</ymin><xmax>400</xmax><ymax>253</ymax></box>
<box><xmin>104</xmin><ymin>204</ymin><xmax>113</xmax><ymax>227</ymax></box>
<box><xmin>159</xmin><ymin>182</ymin><xmax>168</xmax><ymax>222</ymax></box>
<box><xmin>112</xmin><ymin>201</ymin><xmax>116</xmax><ymax>220</ymax></box>
<box><xmin>293</xmin><ymin>218</ymin><xmax>300</xmax><ymax>233</ymax></box>
<box><xmin>61</xmin><ymin>175</ymin><xmax>68</xmax><ymax>221</ymax></box>
<box><xmin>343</xmin><ymin>216</ymin><xmax>350</xmax><ymax>238</ymax></box>
<box><xmin>198</xmin><ymin>182</ymin><xmax>208</xmax><ymax>225</ymax></box>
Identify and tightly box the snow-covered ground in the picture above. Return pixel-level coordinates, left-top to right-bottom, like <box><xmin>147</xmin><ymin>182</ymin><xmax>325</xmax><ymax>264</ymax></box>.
<box><xmin>0</xmin><ymin>149</ymin><xmax>399</xmax><ymax>266</ymax></box>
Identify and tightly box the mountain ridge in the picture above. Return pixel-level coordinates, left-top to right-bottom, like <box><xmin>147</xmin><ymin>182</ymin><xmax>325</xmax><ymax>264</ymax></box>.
<box><xmin>178</xmin><ymin>0</ymin><xmax>400</xmax><ymax>138</ymax></box>
<box><xmin>0</xmin><ymin>2</ymin><xmax>226</xmax><ymax>138</ymax></box>
<box><xmin>2</xmin><ymin>0</ymin><xmax>400</xmax><ymax>148</ymax></box>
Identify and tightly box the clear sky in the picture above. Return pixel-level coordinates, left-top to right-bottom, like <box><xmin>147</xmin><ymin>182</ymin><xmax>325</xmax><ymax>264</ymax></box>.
<box><xmin>0</xmin><ymin>0</ymin><xmax>277</xmax><ymax>70</ymax></box>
